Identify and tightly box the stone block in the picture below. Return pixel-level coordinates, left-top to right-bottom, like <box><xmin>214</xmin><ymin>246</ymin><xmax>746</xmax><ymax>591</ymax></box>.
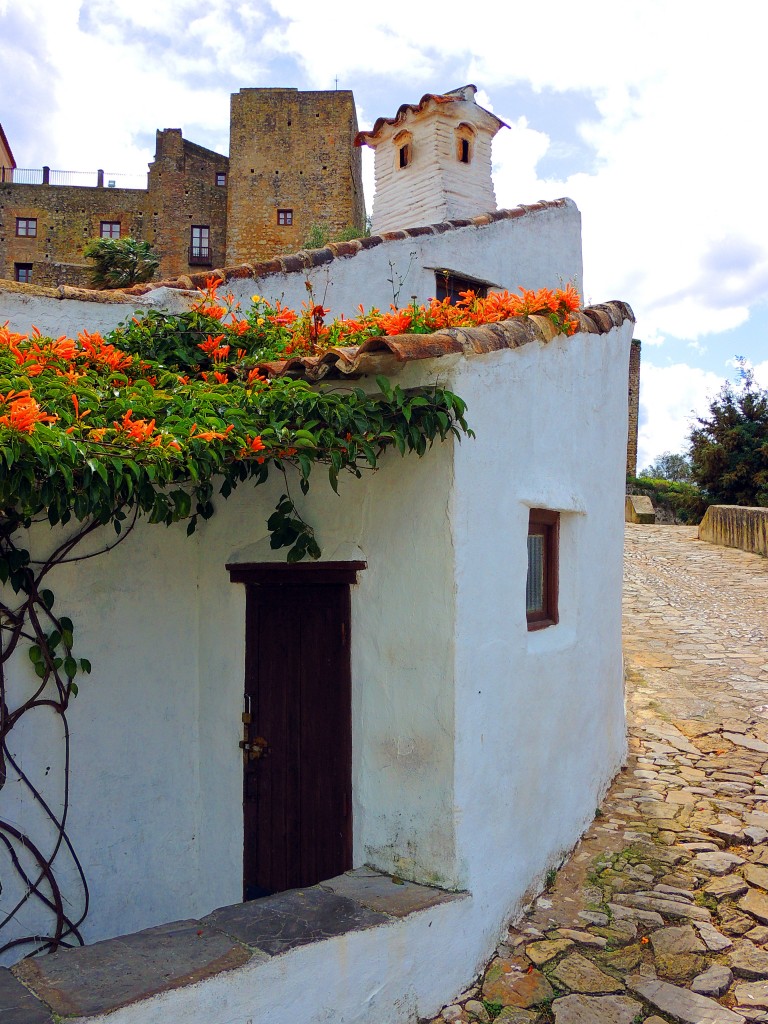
<box><xmin>625</xmin><ymin>494</ymin><xmax>655</xmax><ymax>523</ymax></box>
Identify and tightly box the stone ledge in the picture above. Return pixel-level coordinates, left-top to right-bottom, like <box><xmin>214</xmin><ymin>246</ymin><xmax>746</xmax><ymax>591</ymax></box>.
<box><xmin>9</xmin><ymin>870</ymin><xmax>465</xmax><ymax>1020</ymax></box>
<box><xmin>699</xmin><ymin>505</ymin><xmax>768</xmax><ymax>557</ymax></box>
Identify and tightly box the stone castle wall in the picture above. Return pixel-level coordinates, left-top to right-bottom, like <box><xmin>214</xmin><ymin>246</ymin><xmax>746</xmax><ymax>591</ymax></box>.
<box><xmin>0</xmin><ymin>182</ymin><xmax>150</xmax><ymax>287</ymax></box>
<box><xmin>226</xmin><ymin>88</ymin><xmax>365</xmax><ymax>265</ymax></box>
<box><xmin>0</xmin><ymin>89</ymin><xmax>364</xmax><ymax>287</ymax></box>
<box><xmin>627</xmin><ymin>337</ymin><xmax>641</xmax><ymax>477</ymax></box>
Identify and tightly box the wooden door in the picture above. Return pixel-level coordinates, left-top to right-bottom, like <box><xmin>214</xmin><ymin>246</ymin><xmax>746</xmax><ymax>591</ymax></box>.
<box><xmin>229</xmin><ymin>562</ymin><xmax>362</xmax><ymax>899</ymax></box>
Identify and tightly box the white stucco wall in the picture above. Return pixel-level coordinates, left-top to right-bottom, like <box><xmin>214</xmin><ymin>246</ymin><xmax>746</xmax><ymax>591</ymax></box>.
<box><xmin>1</xmin><ymin>317</ymin><xmax>633</xmax><ymax>1023</ymax></box>
<box><xmin>0</xmin><ymin>202</ymin><xmax>583</xmax><ymax>339</ymax></box>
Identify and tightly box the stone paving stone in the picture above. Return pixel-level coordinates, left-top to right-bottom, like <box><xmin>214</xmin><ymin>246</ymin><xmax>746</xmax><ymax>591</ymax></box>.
<box><xmin>549</xmin><ymin>952</ymin><xmax>625</xmax><ymax>994</ymax></box>
<box><xmin>650</xmin><ymin>924</ymin><xmax>706</xmax><ymax>955</ymax></box>
<box><xmin>0</xmin><ymin>968</ymin><xmax>53</xmax><ymax>1023</ymax></box>
<box><xmin>696</xmin><ymin>851</ymin><xmax>746</xmax><ymax>874</ymax></box>
<box><xmin>551</xmin><ymin>993</ymin><xmax>642</xmax><ymax>1024</ymax></box>
<box><xmin>11</xmin><ymin>919</ymin><xmax>255</xmax><ymax>1018</ymax></box>
<box><xmin>525</xmin><ymin>938</ymin><xmax>573</xmax><ymax>965</ymax></box>
<box><xmin>704</xmin><ymin>874</ymin><xmax>750</xmax><ymax>899</ymax></box>
<box><xmin>494</xmin><ymin>1010</ymin><xmax>540</xmax><ymax>1023</ymax></box>
<box><xmin>695</xmin><ymin>920</ymin><xmax>735</xmax><ymax>950</ymax></box>
<box><xmin>741</xmin><ymin>890</ymin><xmax>768</xmax><ymax>926</ymax></box>
<box><xmin>481</xmin><ymin>960</ymin><xmax>554</xmax><ymax>1008</ymax></box>
<box><xmin>627</xmin><ymin>973</ymin><xmax>746</xmax><ymax>1023</ymax></box>
<box><xmin>730</xmin><ymin>943</ymin><xmax>768</xmax><ymax>980</ymax></box>
<box><xmin>692</xmin><ymin>965</ymin><xmax>734</xmax><ymax>996</ymax></box>
<box><xmin>612</xmin><ymin>892</ymin><xmax>711</xmax><ymax>921</ymax></box>
<box><xmin>735</xmin><ymin>980</ymin><xmax>768</xmax><ymax>1010</ymax></box>
<box><xmin>744</xmin><ymin>865</ymin><xmax>768</xmax><ymax>891</ymax></box>
<box><xmin>319</xmin><ymin>867</ymin><xmax>465</xmax><ymax>918</ymax></box>
<box><xmin>202</xmin><ymin>886</ymin><xmax>388</xmax><ymax>956</ymax></box>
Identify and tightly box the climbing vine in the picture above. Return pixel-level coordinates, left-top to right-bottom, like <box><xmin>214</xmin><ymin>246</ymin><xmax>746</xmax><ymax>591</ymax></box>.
<box><xmin>0</xmin><ymin>279</ymin><xmax>578</xmax><ymax>958</ymax></box>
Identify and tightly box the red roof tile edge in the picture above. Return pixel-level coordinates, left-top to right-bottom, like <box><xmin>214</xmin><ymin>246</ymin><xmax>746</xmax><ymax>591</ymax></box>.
<box><xmin>254</xmin><ymin>301</ymin><xmax>635</xmax><ymax>382</ymax></box>
<box><xmin>355</xmin><ymin>86</ymin><xmax>508</xmax><ymax>145</ymax></box>
<box><xmin>0</xmin><ymin>200</ymin><xmax>569</xmax><ymax>302</ymax></box>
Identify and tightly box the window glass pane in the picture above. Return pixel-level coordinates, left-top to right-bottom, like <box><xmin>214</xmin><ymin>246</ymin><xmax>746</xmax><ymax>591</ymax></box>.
<box><xmin>526</xmin><ymin>533</ymin><xmax>544</xmax><ymax>614</ymax></box>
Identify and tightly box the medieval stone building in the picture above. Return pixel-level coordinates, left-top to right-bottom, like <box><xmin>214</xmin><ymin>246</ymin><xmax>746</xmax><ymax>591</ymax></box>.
<box><xmin>0</xmin><ymin>89</ymin><xmax>365</xmax><ymax>288</ymax></box>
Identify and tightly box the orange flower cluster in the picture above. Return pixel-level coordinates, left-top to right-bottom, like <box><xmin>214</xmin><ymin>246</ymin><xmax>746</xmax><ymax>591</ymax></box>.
<box><xmin>0</xmin><ymin>390</ymin><xmax>58</xmax><ymax>434</ymax></box>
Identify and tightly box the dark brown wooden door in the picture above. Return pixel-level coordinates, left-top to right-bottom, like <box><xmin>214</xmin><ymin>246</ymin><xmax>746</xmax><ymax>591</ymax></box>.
<box><xmin>242</xmin><ymin>579</ymin><xmax>352</xmax><ymax>898</ymax></box>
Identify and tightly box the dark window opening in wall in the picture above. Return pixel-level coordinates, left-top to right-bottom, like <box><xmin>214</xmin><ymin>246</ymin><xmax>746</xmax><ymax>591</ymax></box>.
<box><xmin>399</xmin><ymin>145</ymin><xmax>409</xmax><ymax>168</ymax></box>
<box><xmin>434</xmin><ymin>271</ymin><xmax>489</xmax><ymax>305</ymax></box>
<box><xmin>16</xmin><ymin>217</ymin><xmax>37</xmax><ymax>237</ymax></box>
<box><xmin>216</xmin><ymin>172</ymin><xmax>226</xmax><ymax>186</ymax></box>
<box><xmin>526</xmin><ymin>509</ymin><xmax>559</xmax><ymax>631</ymax></box>
<box><xmin>277</xmin><ymin>209</ymin><xmax>293</xmax><ymax>226</ymax></box>
<box><xmin>100</xmin><ymin>221</ymin><xmax>121</xmax><ymax>239</ymax></box>
<box><xmin>15</xmin><ymin>263</ymin><xmax>33</xmax><ymax>283</ymax></box>
<box><xmin>460</xmin><ymin>138</ymin><xmax>470</xmax><ymax>163</ymax></box>
<box><xmin>189</xmin><ymin>225</ymin><xmax>211</xmax><ymax>265</ymax></box>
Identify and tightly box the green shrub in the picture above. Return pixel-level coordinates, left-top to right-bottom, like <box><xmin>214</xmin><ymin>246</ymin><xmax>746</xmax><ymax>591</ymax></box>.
<box><xmin>627</xmin><ymin>476</ymin><xmax>711</xmax><ymax>524</ymax></box>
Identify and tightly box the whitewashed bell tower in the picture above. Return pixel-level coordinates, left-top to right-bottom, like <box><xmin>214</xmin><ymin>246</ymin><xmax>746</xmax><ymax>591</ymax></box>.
<box><xmin>356</xmin><ymin>85</ymin><xmax>507</xmax><ymax>234</ymax></box>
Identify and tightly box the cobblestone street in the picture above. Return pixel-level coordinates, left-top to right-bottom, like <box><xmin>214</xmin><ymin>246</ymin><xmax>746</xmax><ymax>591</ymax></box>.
<box><xmin>427</xmin><ymin>524</ymin><xmax>768</xmax><ymax>1024</ymax></box>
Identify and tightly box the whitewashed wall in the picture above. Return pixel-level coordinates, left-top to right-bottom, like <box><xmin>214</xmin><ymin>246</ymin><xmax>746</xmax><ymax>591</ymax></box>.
<box><xmin>0</xmin><ymin>202</ymin><xmax>583</xmax><ymax>339</ymax></box>
<box><xmin>1</xmin><ymin>317</ymin><xmax>632</xmax><ymax>1024</ymax></box>
<box><xmin>235</xmin><ymin>205</ymin><xmax>583</xmax><ymax>325</ymax></box>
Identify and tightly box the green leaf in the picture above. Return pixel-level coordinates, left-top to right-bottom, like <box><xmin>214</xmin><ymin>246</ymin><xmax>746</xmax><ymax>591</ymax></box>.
<box><xmin>40</xmin><ymin>589</ymin><xmax>55</xmax><ymax>610</ymax></box>
<box><xmin>79</xmin><ymin>658</ymin><xmax>92</xmax><ymax>673</ymax></box>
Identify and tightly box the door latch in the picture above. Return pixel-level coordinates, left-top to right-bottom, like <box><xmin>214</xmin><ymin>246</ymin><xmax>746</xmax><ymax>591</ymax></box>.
<box><xmin>240</xmin><ymin>735</ymin><xmax>269</xmax><ymax>761</ymax></box>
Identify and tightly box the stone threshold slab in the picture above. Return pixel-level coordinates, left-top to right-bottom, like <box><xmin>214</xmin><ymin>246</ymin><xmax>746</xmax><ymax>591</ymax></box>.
<box><xmin>10</xmin><ymin>869</ymin><xmax>466</xmax><ymax>1019</ymax></box>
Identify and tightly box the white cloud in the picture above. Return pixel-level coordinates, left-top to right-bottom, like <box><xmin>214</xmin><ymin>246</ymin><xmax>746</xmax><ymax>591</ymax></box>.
<box><xmin>637</xmin><ymin>362</ymin><xmax>724</xmax><ymax>470</ymax></box>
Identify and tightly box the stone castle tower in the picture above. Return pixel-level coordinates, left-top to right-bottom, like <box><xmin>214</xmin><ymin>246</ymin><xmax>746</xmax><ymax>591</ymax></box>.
<box><xmin>356</xmin><ymin>85</ymin><xmax>507</xmax><ymax>234</ymax></box>
<box><xmin>226</xmin><ymin>88</ymin><xmax>365</xmax><ymax>265</ymax></box>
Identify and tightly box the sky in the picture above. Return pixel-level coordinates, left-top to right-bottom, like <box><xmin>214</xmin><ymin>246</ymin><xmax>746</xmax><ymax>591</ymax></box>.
<box><xmin>1</xmin><ymin>0</ymin><xmax>766</xmax><ymax>470</ymax></box>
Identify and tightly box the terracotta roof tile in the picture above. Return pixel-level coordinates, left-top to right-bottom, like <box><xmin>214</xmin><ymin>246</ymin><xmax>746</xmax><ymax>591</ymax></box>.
<box><xmin>355</xmin><ymin>86</ymin><xmax>508</xmax><ymax>146</ymax></box>
<box><xmin>251</xmin><ymin>301</ymin><xmax>634</xmax><ymax>381</ymax></box>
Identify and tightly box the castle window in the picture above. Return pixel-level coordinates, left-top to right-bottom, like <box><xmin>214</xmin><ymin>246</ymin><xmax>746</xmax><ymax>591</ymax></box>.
<box><xmin>455</xmin><ymin>123</ymin><xmax>476</xmax><ymax>164</ymax></box>
<box><xmin>14</xmin><ymin>263</ymin><xmax>32</xmax><ymax>283</ymax></box>
<box><xmin>526</xmin><ymin>509</ymin><xmax>559</xmax><ymax>631</ymax></box>
<box><xmin>399</xmin><ymin>145</ymin><xmax>409</xmax><ymax>168</ymax></box>
<box><xmin>16</xmin><ymin>217</ymin><xmax>37</xmax><ymax>237</ymax></box>
<box><xmin>100</xmin><ymin>221</ymin><xmax>121</xmax><ymax>239</ymax></box>
<box><xmin>189</xmin><ymin>225</ymin><xmax>211</xmax><ymax>265</ymax></box>
<box><xmin>216</xmin><ymin>172</ymin><xmax>226</xmax><ymax>186</ymax></box>
<box><xmin>277</xmin><ymin>209</ymin><xmax>293</xmax><ymax>226</ymax></box>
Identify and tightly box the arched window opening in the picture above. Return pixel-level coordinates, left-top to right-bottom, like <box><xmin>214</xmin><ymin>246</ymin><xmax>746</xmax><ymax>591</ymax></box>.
<box><xmin>455</xmin><ymin>123</ymin><xmax>475</xmax><ymax>165</ymax></box>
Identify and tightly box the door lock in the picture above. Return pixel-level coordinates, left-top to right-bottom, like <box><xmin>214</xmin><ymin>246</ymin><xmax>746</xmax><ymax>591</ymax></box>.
<box><xmin>240</xmin><ymin>735</ymin><xmax>269</xmax><ymax>761</ymax></box>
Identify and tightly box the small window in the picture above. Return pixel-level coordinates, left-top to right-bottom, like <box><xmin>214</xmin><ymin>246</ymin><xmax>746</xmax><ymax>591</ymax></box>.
<box><xmin>16</xmin><ymin>217</ymin><xmax>37</xmax><ymax>237</ymax></box>
<box><xmin>393</xmin><ymin>130</ymin><xmax>412</xmax><ymax>170</ymax></box>
<box><xmin>15</xmin><ymin>263</ymin><xmax>33</xmax><ymax>283</ymax></box>
<box><xmin>100</xmin><ymin>221</ymin><xmax>121</xmax><ymax>239</ymax></box>
<box><xmin>455</xmin><ymin>123</ymin><xmax>475</xmax><ymax>164</ymax></box>
<box><xmin>189</xmin><ymin>225</ymin><xmax>211</xmax><ymax>265</ymax></box>
<box><xmin>277</xmin><ymin>209</ymin><xmax>293</xmax><ymax>226</ymax></box>
<box><xmin>526</xmin><ymin>509</ymin><xmax>559</xmax><ymax>631</ymax></box>
<box><xmin>435</xmin><ymin>271</ymin><xmax>488</xmax><ymax>305</ymax></box>
<box><xmin>216</xmin><ymin>171</ymin><xmax>226</xmax><ymax>186</ymax></box>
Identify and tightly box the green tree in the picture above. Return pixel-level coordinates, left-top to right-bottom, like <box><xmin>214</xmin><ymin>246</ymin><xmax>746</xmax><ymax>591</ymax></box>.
<box><xmin>83</xmin><ymin>236</ymin><xmax>159</xmax><ymax>289</ymax></box>
<box><xmin>639</xmin><ymin>451</ymin><xmax>693</xmax><ymax>483</ymax></box>
<box><xmin>689</xmin><ymin>369</ymin><xmax>768</xmax><ymax>506</ymax></box>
